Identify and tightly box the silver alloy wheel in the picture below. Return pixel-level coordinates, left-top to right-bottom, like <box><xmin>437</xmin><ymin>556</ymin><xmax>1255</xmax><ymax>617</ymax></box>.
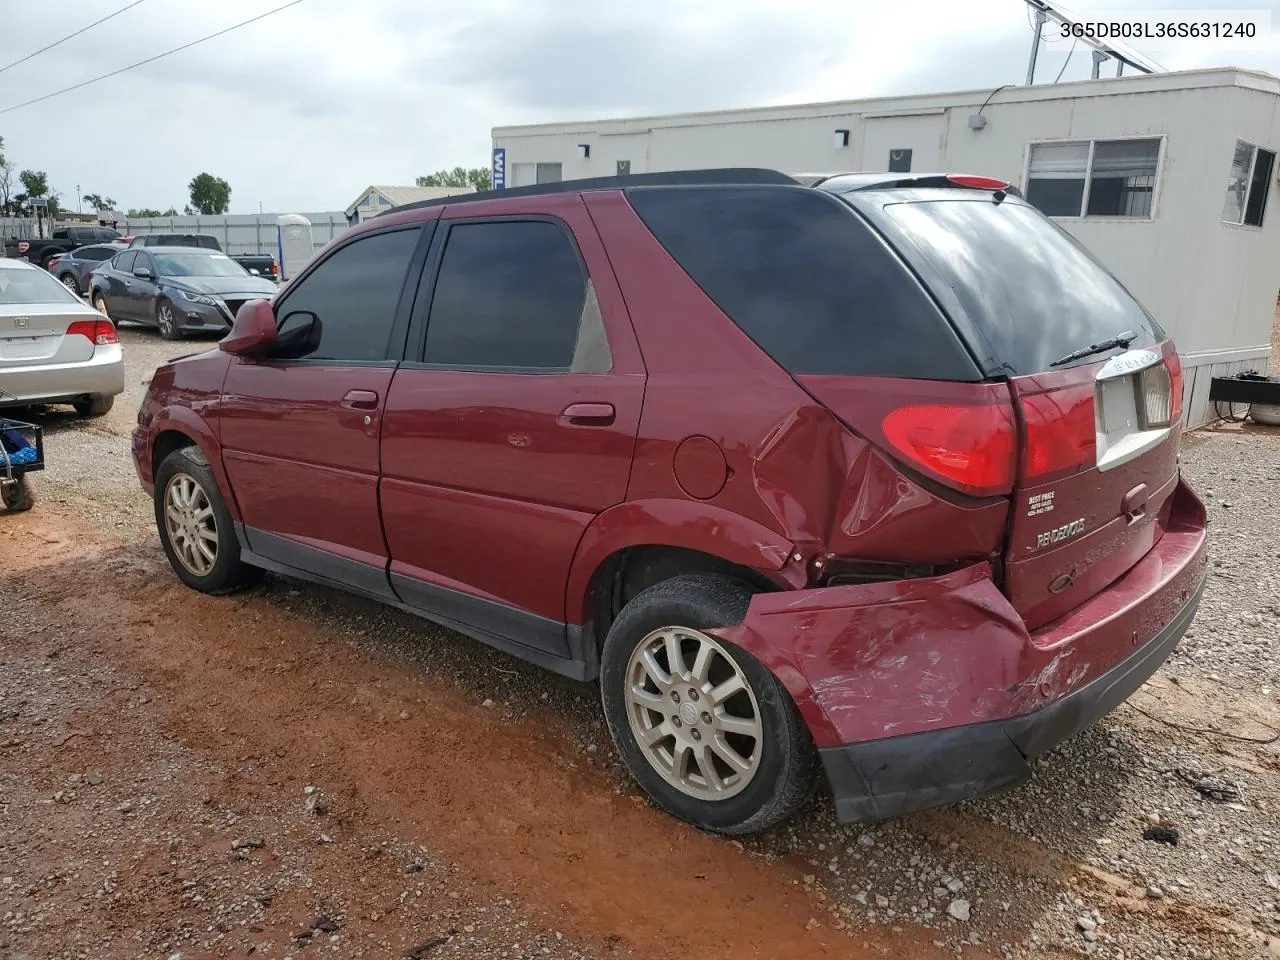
<box><xmin>157</xmin><ymin>302</ymin><xmax>175</xmax><ymax>335</ymax></box>
<box><xmin>163</xmin><ymin>472</ymin><xmax>218</xmax><ymax>576</ymax></box>
<box><xmin>60</xmin><ymin>273</ymin><xmax>79</xmax><ymax>294</ymax></box>
<box><xmin>624</xmin><ymin>626</ymin><xmax>763</xmax><ymax>801</ymax></box>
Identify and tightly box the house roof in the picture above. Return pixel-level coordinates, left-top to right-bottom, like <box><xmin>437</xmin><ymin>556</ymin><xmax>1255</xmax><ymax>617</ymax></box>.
<box><xmin>345</xmin><ymin>185</ymin><xmax>473</xmax><ymax>216</ymax></box>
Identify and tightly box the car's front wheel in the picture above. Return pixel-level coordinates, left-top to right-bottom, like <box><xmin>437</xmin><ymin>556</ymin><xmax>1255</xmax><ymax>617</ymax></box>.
<box><xmin>599</xmin><ymin>574</ymin><xmax>819</xmax><ymax>834</ymax></box>
<box><xmin>91</xmin><ymin>292</ymin><xmax>110</xmax><ymax>319</ymax></box>
<box><xmin>154</xmin><ymin>446</ymin><xmax>259</xmax><ymax>593</ymax></box>
<box><xmin>155</xmin><ymin>298</ymin><xmax>182</xmax><ymax>340</ymax></box>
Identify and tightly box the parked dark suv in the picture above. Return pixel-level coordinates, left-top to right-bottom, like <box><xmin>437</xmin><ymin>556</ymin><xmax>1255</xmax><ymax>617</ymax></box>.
<box><xmin>132</xmin><ymin>169</ymin><xmax>1207</xmax><ymax>834</ymax></box>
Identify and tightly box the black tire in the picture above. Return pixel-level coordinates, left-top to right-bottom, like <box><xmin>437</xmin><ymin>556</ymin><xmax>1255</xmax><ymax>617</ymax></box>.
<box><xmin>153</xmin><ymin>446</ymin><xmax>260</xmax><ymax>593</ymax></box>
<box><xmin>73</xmin><ymin>395</ymin><xmax>113</xmax><ymax>418</ymax></box>
<box><xmin>91</xmin><ymin>292</ymin><xmax>111</xmax><ymax>320</ymax></box>
<box><xmin>156</xmin><ymin>298</ymin><xmax>182</xmax><ymax>340</ymax></box>
<box><xmin>599</xmin><ymin>573</ymin><xmax>819</xmax><ymax>834</ymax></box>
<box><xmin>0</xmin><ymin>477</ymin><xmax>34</xmax><ymax>513</ymax></box>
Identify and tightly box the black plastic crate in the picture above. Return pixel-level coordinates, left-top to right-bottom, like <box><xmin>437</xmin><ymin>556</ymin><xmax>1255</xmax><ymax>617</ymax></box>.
<box><xmin>0</xmin><ymin>417</ymin><xmax>44</xmax><ymax>476</ymax></box>
<box><xmin>1209</xmin><ymin>373</ymin><xmax>1280</xmax><ymax>406</ymax></box>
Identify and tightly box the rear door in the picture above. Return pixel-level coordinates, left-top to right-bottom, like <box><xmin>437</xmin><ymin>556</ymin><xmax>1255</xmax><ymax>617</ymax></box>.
<box><xmin>99</xmin><ymin>251</ymin><xmax>137</xmax><ymax>318</ymax></box>
<box><xmin>867</xmin><ymin>193</ymin><xmax>1179</xmax><ymax>630</ymax></box>
<box><xmin>380</xmin><ymin>194</ymin><xmax>645</xmax><ymax>652</ymax></box>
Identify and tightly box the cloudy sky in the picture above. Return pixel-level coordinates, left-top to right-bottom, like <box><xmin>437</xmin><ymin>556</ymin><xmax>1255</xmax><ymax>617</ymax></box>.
<box><xmin>2</xmin><ymin>0</ymin><xmax>1279</xmax><ymax>214</ymax></box>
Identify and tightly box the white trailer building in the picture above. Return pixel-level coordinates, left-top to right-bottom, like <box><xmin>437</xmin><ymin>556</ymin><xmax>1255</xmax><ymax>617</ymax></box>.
<box><xmin>493</xmin><ymin>67</ymin><xmax>1280</xmax><ymax>427</ymax></box>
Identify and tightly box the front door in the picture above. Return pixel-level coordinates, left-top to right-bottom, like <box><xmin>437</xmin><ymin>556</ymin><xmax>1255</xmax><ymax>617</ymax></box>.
<box><xmin>380</xmin><ymin>195</ymin><xmax>645</xmax><ymax>657</ymax></box>
<box><xmin>127</xmin><ymin>250</ymin><xmax>160</xmax><ymax>322</ymax></box>
<box><xmin>218</xmin><ymin>223</ymin><xmax>428</xmax><ymax>599</ymax></box>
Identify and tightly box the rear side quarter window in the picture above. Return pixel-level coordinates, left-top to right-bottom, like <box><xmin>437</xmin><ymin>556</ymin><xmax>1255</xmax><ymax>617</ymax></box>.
<box><xmin>625</xmin><ymin>186</ymin><xmax>979</xmax><ymax>380</ymax></box>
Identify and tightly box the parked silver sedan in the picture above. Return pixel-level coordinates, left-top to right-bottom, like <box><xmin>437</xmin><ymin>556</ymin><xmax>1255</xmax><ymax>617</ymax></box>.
<box><xmin>0</xmin><ymin>258</ymin><xmax>124</xmax><ymax>417</ymax></box>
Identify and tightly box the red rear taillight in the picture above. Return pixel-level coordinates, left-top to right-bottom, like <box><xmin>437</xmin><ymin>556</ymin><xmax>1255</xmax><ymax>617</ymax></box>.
<box><xmin>17</xmin><ymin>241</ymin><xmax>29</xmax><ymax>253</ymax></box>
<box><xmin>1022</xmin><ymin>386</ymin><xmax>1096</xmax><ymax>481</ymax></box>
<box><xmin>882</xmin><ymin>403</ymin><xmax>1016</xmax><ymax>496</ymax></box>
<box><xmin>1165</xmin><ymin>351</ymin><xmax>1183</xmax><ymax>426</ymax></box>
<box><xmin>272</xmin><ymin>262</ymin><xmax>280</xmax><ymax>278</ymax></box>
<box><xmin>66</xmin><ymin>319</ymin><xmax>118</xmax><ymax>346</ymax></box>
<box><xmin>947</xmin><ymin>175</ymin><xmax>1011</xmax><ymax>191</ymax></box>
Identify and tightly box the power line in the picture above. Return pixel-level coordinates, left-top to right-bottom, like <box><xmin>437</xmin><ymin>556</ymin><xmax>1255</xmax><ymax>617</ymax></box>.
<box><xmin>0</xmin><ymin>0</ymin><xmax>308</xmax><ymax>115</ymax></box>
<box><xmin>0</xmin><ymin>1</ymin><xmax>147</xmax><ymax>76</ymax></box>
<box><xmin>1054</xmin><ymin>38</ymin><xmax>1078</xmax><ymax>83</ymax></box>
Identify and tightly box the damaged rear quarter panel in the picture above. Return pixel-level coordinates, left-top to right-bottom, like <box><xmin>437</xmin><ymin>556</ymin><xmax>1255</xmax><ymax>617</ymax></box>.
<box><xmin>708</xmin><ymin>563</ymin><xmax>1033</xmax><ymax>747</ymax></box>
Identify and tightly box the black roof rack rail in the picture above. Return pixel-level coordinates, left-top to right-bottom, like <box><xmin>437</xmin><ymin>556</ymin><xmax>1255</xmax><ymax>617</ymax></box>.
<box><xmin>381</xmin><ymin>168</ymin><xmax>797</xmax><ymax>215</ymax></box>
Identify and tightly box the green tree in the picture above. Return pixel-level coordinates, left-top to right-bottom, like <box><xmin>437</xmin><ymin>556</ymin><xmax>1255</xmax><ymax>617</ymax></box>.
<box><xmin>18</xmin><ymin>169</ymin><xmax>48</xmax><ymax>199</ymax></box>
<box><xmin>127</xmin><ymin>207</ymin><xmax>164</xmax><ymax>218</ymax></box>
<box><xmin>162</xmin><ymin>207</ymin><xmax>178</xmax><ymax>217</ymax></box>
<box><xmin>188</xmin><ymin>172</ymin><xmax>231</xmax><ymax>215</ymax></box>
<box><xmin>416</xmin><ymin>166</ymin><xmax>491</xmax><ymax>192</ymax></box>
<box><xmin>0</xmin><ymin>137</ymin><xmax>13</xmax><ymax>216</ymax></box>
<box><xmin>82</xmin><ymin>192</ymin><xmax>116</xmax><ymax>210</ymax></box>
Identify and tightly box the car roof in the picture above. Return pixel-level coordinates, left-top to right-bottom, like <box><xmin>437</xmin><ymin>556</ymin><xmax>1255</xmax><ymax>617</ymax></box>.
<box><xmin>383</xmin><ymin>168</ymin><xmax>797</xmax><ymax>215</ymax></box>
<box><xmin>133</xmin><ymin>245</ymin><xmax>224</xmax><ymax>254</ymax></box>
<box><xmin>0</xmin><ymin>257</ymin><xmax>39</xmax><ymax>271</ymax></box>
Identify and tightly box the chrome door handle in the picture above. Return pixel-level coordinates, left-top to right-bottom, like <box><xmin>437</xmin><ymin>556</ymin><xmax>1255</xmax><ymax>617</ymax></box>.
<box><xmin>341</xmin><ymin>389</ymin><xmax>379</xmax><ymax>410</ymax></box>
<box><xmin>559</xmin><ymin>402</ymin><xmax>616</xmax><ymax>426</ymax></box>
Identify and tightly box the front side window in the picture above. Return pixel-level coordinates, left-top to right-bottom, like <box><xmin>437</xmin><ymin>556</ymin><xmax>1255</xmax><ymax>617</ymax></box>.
<box><xmin>273</xmin><ymin>228</ymin><xmax>420</xmax><ymax>362</ymax></box>
<box><xmin>1027</xmin><ymin>138</ymin><xmax>1161</xmax><ymax>218</ymax></box>
<box><xmin>423</xmin><ymin>220</ymin><xmax>592</xmax><ymax>369</ymax></box>
<box><xmin>1223</xmin><ymin>140</ymin><xmax>1276</xmax><ymax>226</ymax></box>
<box><xmin>113</xmin><ymin>251</ymin><xmax>137</xmax><ymax>273</ymax></box>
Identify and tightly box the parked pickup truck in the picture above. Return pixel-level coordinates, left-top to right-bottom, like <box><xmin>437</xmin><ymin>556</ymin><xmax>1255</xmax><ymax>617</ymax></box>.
<box><xmin>3</xmin><ymin>225</ymin><xmax>123</xmax><ymax>269</ymax></box>
<box><xmin>128</xmin><ymin>234</ymin><xmax>279</xmax><ymax>279</ymax></box>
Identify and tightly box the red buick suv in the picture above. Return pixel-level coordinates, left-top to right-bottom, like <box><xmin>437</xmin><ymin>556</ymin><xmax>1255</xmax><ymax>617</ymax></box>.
<box><xmin>133</xmin><ymin>169</ymin><xmax>1207</xmax><ymax>834</ymax></box>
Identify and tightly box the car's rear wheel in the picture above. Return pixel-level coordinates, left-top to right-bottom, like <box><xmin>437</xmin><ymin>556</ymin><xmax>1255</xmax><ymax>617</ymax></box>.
<box><xmin>156</xmin><ymin>299</ymin><xmax>182</xmax><ymax>340</ymax></box>
<box><xmin>58</xmin><ymin>272</ymin><xmax>80</xmax><ymax>295</ymax></box>
<box><xmin>154</xmin><ymin>446</ymin><xmax>259</xmax><ymax>593</ymax></box>
<box><xmin>599</xmin><ymin>574</ymin><xmax>819</xmax><ymax>834</ymax></box>
<box><xmin>73</xmin><ymin>395</ymin><xmax>113</xmax><ymax>418</ymax></box>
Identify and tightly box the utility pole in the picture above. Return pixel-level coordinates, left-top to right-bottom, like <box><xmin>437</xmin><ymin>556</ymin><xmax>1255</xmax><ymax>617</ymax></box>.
<box><xmin>76</xmin><ymin>184</ymin><xmax>82</xmax><ymax>213</ymax></box>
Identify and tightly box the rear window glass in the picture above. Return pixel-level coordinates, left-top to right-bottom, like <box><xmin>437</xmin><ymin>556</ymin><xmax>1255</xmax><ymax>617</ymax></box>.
<box><xmin>880</xmin><ymin>198</ymin><xmax>1162</xmax><ymax>373</ymax></box>
<box><xmin>626</xmin><ymin>186</ymin><xmax>979</xmax><ymax>380</ymax></box>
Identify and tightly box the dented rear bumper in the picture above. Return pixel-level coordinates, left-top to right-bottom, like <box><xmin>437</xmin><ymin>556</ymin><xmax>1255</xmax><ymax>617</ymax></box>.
<box><xmin>709</xmin><ymin>479</ymin><xmax>1208</xmax><ymax>823</ymax></box>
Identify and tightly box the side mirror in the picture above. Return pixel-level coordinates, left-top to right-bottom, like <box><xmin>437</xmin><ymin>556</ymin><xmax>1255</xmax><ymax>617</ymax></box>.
<box><xmin>133</xmin><ymin>267</ymin><xmax>154</xmax><ymax>281</ymax></box>
<box><xmin>220</xmin><ymin>299</ymin><xmax>278</xmax><ymax>357</ymax></box>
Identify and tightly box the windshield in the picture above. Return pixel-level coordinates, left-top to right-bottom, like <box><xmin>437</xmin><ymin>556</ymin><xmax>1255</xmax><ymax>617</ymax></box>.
<box><xmin>155</xmin><ymin>252</ymin><xmax>248</xmax><ymax>278</ymax></box>
<box><xmin>879</xmin><ymin>198</ymin><xmax>1162</xmax><ymax>373</ymax></box>
<box><xmin>0</xmin><ymin>267</ymin><xmax>81</xmax><ymax>305</ymax></box>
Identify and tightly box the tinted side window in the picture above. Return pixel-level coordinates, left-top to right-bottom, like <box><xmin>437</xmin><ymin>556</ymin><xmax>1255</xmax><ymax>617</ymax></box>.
<box><xmin>627</xmin><ymin>186</ymin><xmax>979</xmax><ymax>380</ymax></box>
<box><xmin>82</xmin><ymin>246</ymin><xmax>115</xmax><ymax>261</ymax></box>
<box><xmin>423</xmin><ymin>220</ymin><xmax>586</xmax><ymax>369</ymax></box>
<box><xmin>114</xmin><ymin>251</ymin><xmax>137</xmax><ymax>272</ymax></box>
<box><xmin>274</xmin><ymin>228</ymin><xmax>420</xmax><ymax>362</ymax></box>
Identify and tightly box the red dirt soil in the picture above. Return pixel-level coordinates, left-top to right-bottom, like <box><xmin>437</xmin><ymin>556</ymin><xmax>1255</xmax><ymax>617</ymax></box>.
<box><xmin>0</xmin><ymin>512</ymin><xmax>993</xmax><ymax>960</ymax></box>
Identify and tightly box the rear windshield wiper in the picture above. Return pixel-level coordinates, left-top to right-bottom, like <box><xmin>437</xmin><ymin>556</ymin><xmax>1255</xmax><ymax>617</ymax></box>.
<box><xmin>1050</xmin><ymin>330</ymin><xmax>1137</xmax><ymax>367</ymax></box>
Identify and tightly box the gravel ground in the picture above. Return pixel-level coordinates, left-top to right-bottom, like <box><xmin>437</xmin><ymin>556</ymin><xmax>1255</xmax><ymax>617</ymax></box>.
<box><xmin>3</xmin><ymin>326</ymin><xmax>1280</xmax><ymax>959</ymax></box>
